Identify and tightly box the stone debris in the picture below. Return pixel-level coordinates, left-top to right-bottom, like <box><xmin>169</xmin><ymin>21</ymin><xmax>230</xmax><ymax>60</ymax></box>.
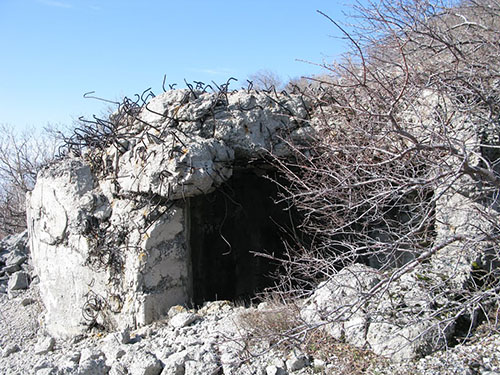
<box><xmin>77</xmin><ymin>357</ymin><xmax>109</xmax><ymax>375</ymax></box>
<box><xmin>161</xmin><ymin>350</ymin><xmax>188</xmax><ymax>375</ymax></box>
<box><xmin>5</xmin><ymin>251</ymin><xmax>27</xmax><ymax>269</ymax></box>
<box><xmin>0</xmin><ymin>231</ymin><xmax>32</xmax><ymax>295</ymax></box>
<box><xmin>2</xmin><ymin>280</ymin><xmax>500</xmax><ymax>375</ymax></box>
<box><xmin>103</xmin><ymin>327</ymin><xmax>131</xmax><ymax>345</ymax></box>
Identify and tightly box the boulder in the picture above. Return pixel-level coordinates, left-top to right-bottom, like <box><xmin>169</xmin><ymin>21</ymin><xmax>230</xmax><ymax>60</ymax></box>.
<box><xmin>266</xmin><ymin>365</ymin><xmax>287</xmax><ymax>375</ymax></box>
<box><xmin>286</xmin><ymin>353</ymin><xmax>308</xmax><ymax>372</ymax></box>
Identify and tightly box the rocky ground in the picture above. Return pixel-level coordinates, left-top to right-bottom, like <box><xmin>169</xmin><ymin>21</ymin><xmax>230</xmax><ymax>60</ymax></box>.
<box><xmin>2</xmin><ymin>232</ymin><xmax>500</xmax><ymax>375</ymax></box>
<box><xmin>1</xmin><ymin>286</ymin><xmax>500</xmax><ymax>375</ymax></box>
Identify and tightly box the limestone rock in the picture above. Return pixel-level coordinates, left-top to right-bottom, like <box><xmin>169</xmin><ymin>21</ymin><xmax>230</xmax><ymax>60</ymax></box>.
<box><xmin>21</xmin><ymin>297</ymin><xmax>35</xmax><ymax>306</ymax></box>
<box><xmin>2</xmin><ymin>343</ymin><xmax>20</xmax><ymax>357</ymax></box>
<box><xmin>34</xmin><ymin>336</ymin><xmax>55</xmax><ymax>355</ymax></box>
<box><xmin>7</xmin><ymin>271</ymin><xmax>29</xmax><ymax>291</ymax></box>
<box><xmin>266</xmin><ymin>365</ymin><xmax>287</xmax><ymax>375</ymax></box>
<box><xmin>301</xmin><ymin>263</ymin><xmax>450</xmax><ymax>361</ymax></box>
<box><xmin>301</xmin><ymin>263</ymin><xmax>381</xmax><ymax>344</ymax></box>
<box><xmin>366</xmin><ymin>321</ymin><xmax>438</xmax><ymax>361</ymax></box>
<box><xmin>167</xmin><ymin>305</ymin><xmax>188</xmax><ymax>319</ymax></box>
<box><xmin>75</xmin><ymin>349</ymin><xmax>109</xmax><ymax>375</ymax></box>
<box><xmin>161</xmin><ymin>350</ymin><xmax>188</xmax><ymax>375</ymax></box>
<box><xmin>2</xmin><ymin>263</ymin><xmax>21</xmax><ymax>275</ymax></box>
<box><xmin>35</xmin><ymin>367</ymin><xmax>58</xmax><ymax>375</ymax></box>
<box><xmin>198</xmin><ymin>300</ymin><xmax>232</xmax><ymax>316</ymax></box>
<box><xmin>127</xmin><ymin>351</ymin><xmax>163</xmax><ymax>375</ymax></box>
<box><xmin>66</xmin><ymin>351</ymin><xmax>82</xmax><ymax>364</ymax></box>
<box><xmin>109</xmin><ymin>362</ymin><xmax>128</xmax><ymax>375</ymax></box>
<box><xmin>77</xmin><ymin>358</ymin><xmax>110</xmax><ymax>375</ymax></box>
<box><xmin>104</xmin><ymin>327</ymin><xmax>131</xmax><ymax>345</ymax></box>
<box><xmin>170</xmin><ymin>312</ymin><xmax>200</xmax><ymax>328</ymax></box>
<box><xmin>285</xmin><ymin>352</ymin><xmax>308</xmax><ymax>372</ymax></box>
<box><xmin>1</xmin><ymin>230</ymin><xmax>29</xmax><ymax>254</ymax></box>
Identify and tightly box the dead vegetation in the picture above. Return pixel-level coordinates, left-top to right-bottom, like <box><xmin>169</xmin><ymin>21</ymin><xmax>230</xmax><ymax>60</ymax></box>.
<box><xmin>0</xmin><ymin>125</ymin><xmax>60</xmax><ymax>238</ymax></box>
<box><xmin>236</xmin><ymin>300</ymin><xmax>386</xmax><ymax>374</ymax></box>
<box><xmin>249</xmin><ymin>0</ymin><xmax>500</xmax><ymax>361</ymax></box>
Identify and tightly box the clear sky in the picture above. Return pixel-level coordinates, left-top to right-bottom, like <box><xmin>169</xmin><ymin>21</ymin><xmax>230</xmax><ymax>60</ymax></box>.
<box><xmin>0</xmin><ymin>0</ymin><xmax>357</xmax><ymax>131</ymax></box>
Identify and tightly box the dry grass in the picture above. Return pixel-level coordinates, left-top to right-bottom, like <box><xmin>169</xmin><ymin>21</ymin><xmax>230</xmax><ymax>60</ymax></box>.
<box><xmin>237</xmin><ymin>300</ymin><xmax>386</xmax><ymax>374</ymax></box>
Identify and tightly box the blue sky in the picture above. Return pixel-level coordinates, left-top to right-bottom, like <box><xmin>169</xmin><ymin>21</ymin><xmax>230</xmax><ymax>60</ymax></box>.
<box><xmin>0</xmin><ymin>0</ymin><xmax>357</xmax><ymax>131</ymax></box>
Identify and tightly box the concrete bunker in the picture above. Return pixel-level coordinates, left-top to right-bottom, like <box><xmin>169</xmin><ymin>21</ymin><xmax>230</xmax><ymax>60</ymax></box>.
<box><xmin>28</xmin><ymin>89</ymin><xmax>314</xmax><ymax>336</ymax></box>
<box><xmin>188</xmin><ymin>166</ymin><xmax>294</xmax><ymax>305</ymax></box>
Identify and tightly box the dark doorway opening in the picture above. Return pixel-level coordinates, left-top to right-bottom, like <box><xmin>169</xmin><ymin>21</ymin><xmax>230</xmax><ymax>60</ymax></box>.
<box><xmin>189</xmin><ymin>168</ymin><xmax>295</xmax><ymax>306</ymax></box>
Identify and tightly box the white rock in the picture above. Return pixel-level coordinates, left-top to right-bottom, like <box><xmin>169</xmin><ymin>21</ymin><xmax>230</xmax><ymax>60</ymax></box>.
<box><xmin>198</xmin><ymin>300</ymin><xmax>232</xmax><ymax>316</ymax></box>
<box><xmin>366</xmin><ymin>321</ymin><xmax>437</xmax><ymax>361</ymax></box>
<box><xmin>184</xmin><ymin>359</ymin><xmax>220</xmax><ymax>375</ymax></box>
<box><xmin>312</xmin><ymin>358</ymin><xmax>325</xmax><ymax>369</ymax></box>
<box><xmin>161</xmin><ymin>350</ymin><xmax>188</xmax><ymax>375</ymax></box>
<box><xmin>129</xmin><ymin>353</ymin><xmax>163</xmax><ymax>375</ymax></box>
<box><xmin>66</xmin><ymin>350</ymin><xmax>82</xmax><ymax>363</ymax></box>
<box><xmin>2</xmin><ymin>343</ymin><xmax>20</xmax><ymax>357</ymax></box>
<box><xmin>109</xmin><ymin>362</ymin><xmax>128</xmax><ymax>375</ymax></box>
<box><xmin>34</xmin><ymin>336</ymin><xmax>55</xmax><ymax>355</ymax></box>
<box><xmin>105</xmin><ymin>327</ymin><xmax>131</xmax><ymax>345</ymax></box>
<box><xmin>266</xmin><ymin>365</ymin><xmax>287</xmax><ymax>375</ymax></box>
<box><xmin>170</xmin><ymin>312</ymin><xmax>200</xmax><ymax>328</ymax></box>
<box><xmin>36</xmin><ymin>367</ymin><xmax>57</xmax><ymax>375</ymax></box>
<box><xmin>167</xmin><ymin>305</ymin><xmax>188</xmax><ymax>319</ymax></box>
<box><xmin>301</xmin><ymin>264</ymin><xmax>381</xmax><ymax>345</ymax></box>
<box><xmin>285</xmin><ymin>353</ymin><xmax>308</xmax><ymax>371</ymax></box>
<box><xmin>77</xmin><ymin>358</ymin><xmax>110</xmax><ymax>375</ymax></box>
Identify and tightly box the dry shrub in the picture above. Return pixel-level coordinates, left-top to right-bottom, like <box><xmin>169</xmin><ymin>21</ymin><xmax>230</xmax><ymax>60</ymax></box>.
<box><xmin>258</xmin><ymin>0</ymin><xmax>500</xmax><ymax>360</ymax></box>
<box><xmin>304</xmin><ymin>329</ymin><xmax>385</xmax><ymax>375</ymax></box>
<box><xmin>237</xmin><ymin>301</ymin><xmax>386</xmax><ymax>374</ymax></box>
<box><xmin>237</xmin><ymin>301</ymin><xmax>303</xmax><ymax>349</ymax></box>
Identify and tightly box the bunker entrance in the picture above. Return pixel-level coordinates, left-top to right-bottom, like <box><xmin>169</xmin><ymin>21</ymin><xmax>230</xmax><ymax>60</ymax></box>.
<box><xmin>189</xmin><ymin>167</ymin><xmax>294</xmax><ymax>306</ymax></box>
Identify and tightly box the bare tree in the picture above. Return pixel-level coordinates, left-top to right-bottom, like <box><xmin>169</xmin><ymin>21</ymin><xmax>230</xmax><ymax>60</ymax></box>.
<box><xmin>247</xmin><ymin>69</ymin><xmax>284</xmax><ymax>90</ymax></box>
<box><xmin>0</xmin><ymin>125</ymin><xmax>59</xmax><ymax>237</ymax></box>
